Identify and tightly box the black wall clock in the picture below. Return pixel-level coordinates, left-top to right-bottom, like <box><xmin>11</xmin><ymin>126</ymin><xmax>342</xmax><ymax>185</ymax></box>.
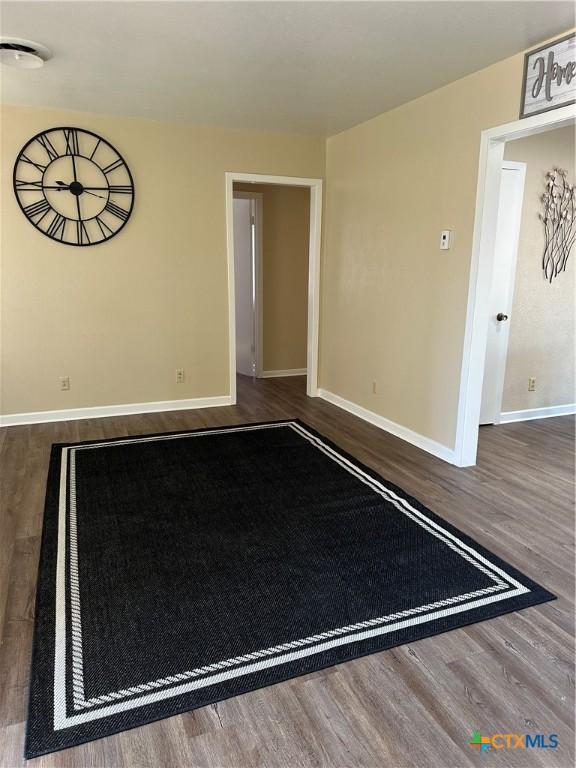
<box><xmin>13</xmin><ymin>127</ymin><xmax>134</xmax><ymax>246</ymax></box>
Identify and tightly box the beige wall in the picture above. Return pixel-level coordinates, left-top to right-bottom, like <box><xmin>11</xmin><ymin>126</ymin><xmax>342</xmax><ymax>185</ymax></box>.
<box><xmin>234</xmin><ymin>183</ymin><xmax>309</xmax><ymax>372</ymax></box>
<box><xmin>2</xmin><ymin>31</ymin><xmax>573</xmax><ymax>436</ymax></box>
<box><xmin>320</xmin><ymin>34</ymin><xmax>573</xmax><ymax>450</ymax></box>
<box><xmin>0</xmin><ymin>105</ymin><xmax>324</xmax><ymax>415</ymax></box>
<box><xmin>501</xmin><ymin>126</ymin><xmax>575</xmax><ymax>412</ymax></box>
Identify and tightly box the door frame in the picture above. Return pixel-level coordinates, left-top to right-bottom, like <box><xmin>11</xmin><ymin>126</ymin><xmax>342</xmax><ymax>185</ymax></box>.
<box><xmin>479</xmin><ymin>160</ymin><xmax>526</xmax><ymax>426</ymax></box>
<box><xmin>232</xmin><ymin>190</ymin><xmax>264</xmax><ymax>377</ymax></box>
<box><xmin>454</xmin><ymin>103</ymin><xmax>575</xmax><ymax>466</ymax></box>
<box><xmin>225</xmin><ymin>172</ymin><xmax>323</xmax><ymax>403</ymax></box>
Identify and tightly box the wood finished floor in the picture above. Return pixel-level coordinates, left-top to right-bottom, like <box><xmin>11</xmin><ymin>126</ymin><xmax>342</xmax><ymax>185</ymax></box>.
<box><xmin>0</xmin><ymin>375</ymin><xmax>574</xmax><ymax>767</ymax></box>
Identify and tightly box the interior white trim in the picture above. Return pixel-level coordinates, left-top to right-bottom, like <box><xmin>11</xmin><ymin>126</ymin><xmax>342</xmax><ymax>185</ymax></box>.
<box><xmin>318</xmin><ymin>389</ymin><xmax>456</xmax><ymax>464</ymax></box>
<box><xmin>225</xmin><ymin>172</ymin><xmax>323</xmax><ymax>403</ymax></box>
<box><xmin>0</xmin><ymin>395</ymin><xmax>233</xmax><ymax>428</ymax></box>
<box><xmin>455</xmin><ymin>103</ymin><xmax>576</xmax><ymax>467</ymax></box>
<box><xmin>499</xmin><ymin>404</ymin><xmax>576</xmax><ymax>424</ymax></box>
<box><xmin>260</xmin><ymin>369</ymin><xmax>307</xmax><ymax>378</ymax></box>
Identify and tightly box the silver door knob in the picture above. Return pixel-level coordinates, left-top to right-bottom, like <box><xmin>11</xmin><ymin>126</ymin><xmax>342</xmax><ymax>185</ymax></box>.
<box><xmin>496</xmin><ymin>313</ymin><xmax>509</xmax><ymax>321</ymax></box>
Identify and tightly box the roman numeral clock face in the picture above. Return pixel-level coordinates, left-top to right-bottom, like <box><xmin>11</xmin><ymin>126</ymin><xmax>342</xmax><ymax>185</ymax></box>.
<box><xmin>13</xmin><ymin>127</ymin><xmax>134</xmax><ymax>246</ymax></box>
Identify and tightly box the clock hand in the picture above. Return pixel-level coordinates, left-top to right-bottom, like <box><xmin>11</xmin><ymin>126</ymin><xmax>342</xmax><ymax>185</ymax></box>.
<box><xmin>54</xmin><ymin>181</ymin><xmax>105</xmax><ymax>200</ymax></box>
<box><xmin>53</xmin><ymin>183</ymin><xmax>131</xmax><ymax>195</ymax></box>
<box><xmin>54</xmin><ymin>181</ymin><xmax>107</xmax><ymax>199</ymax></box>
<box><xmin>71</xmin><ymin>154</ymin><xmax>78</xmax><ymax>183</ymax></box>
<box><xmin>55</xmin><ymin>180</ymin><xmax>81</xmax><ymax>192</ymax></box>
<box><xmin>83</xmin><ymin>190</ymin><xmax>107</xmax><ymax>200</ymax></box>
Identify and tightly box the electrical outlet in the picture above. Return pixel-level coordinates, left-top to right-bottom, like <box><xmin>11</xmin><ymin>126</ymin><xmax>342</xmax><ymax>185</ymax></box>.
<box><xmin>528</xmin><ymin>377</ymin><xmax>536</xmax><ymax>392</ymax></box>
<box><xmin>176</xmin><ymin>369</ymin><xmax>185</xmax><ymax>384</ymax></box>
<box><xmin>372</xmin><ymin>380</ymin><xmax>377</xmax><ymax>394</ymax></box>
<box><xmin>59</xmin><ymin>376</ymin><xmax>70</xmax><ymax>391</ymax></box>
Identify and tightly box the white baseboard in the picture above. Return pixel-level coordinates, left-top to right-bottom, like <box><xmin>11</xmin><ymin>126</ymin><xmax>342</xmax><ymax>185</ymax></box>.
<box><xmin>499</xmin><ymin>403</ymin><xmax>576</xmax><ymax>424</ymax></box>
<box><xmin>0</xmin><ymin>395</ymin><xmax>233</xmax><ymax>428</ymax></box>
<box><xmin>318</xmin><ymin>388</ymin><xmax>456</xmax><ymax>464</ymax></box>
<box><xmin>259</xmin><ymin>369</ymin><xmax>307</xmax><ymax>378</ymax></box>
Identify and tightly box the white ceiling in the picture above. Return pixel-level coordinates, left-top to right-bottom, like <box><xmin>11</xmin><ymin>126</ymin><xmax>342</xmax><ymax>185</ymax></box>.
<box><xmin>1</xmin><ymin>1</ymin><xmax>574</xmax><ymax>136</ymax></box>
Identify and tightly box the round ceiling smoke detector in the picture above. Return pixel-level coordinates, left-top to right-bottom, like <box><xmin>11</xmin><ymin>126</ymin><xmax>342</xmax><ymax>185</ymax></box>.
<box><xmin>0</xmin><ymin>38</ymin><xmax>51</xmax><ymax>69</ymax></box>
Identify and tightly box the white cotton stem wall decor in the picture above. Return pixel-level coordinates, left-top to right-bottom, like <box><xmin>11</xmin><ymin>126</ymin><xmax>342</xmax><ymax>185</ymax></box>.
<box><xmin>540</xmin><ymin>168</ymin><xmax>575</xmax><ymax>283</ymax></box>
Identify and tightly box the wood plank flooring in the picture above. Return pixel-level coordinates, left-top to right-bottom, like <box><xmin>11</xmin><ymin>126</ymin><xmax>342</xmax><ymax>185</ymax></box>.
<box><xmin>0</xmin><ymin>375</ymin><xmax>574</xmax><ymax>767</ymax></box>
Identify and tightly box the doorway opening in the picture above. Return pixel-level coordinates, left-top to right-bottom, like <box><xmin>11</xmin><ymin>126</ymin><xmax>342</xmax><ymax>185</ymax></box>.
<box><xmin>225</xmin><ymin>173</ymin><xmax>322</xmax><ymax>403</ymax></box>
<box><xmin>480</xmin><ymin>123</ymin><xmax>576</xmax><ymax>428</ymax></box>
<box><xmin>456</xmin><ymin>104</ymin><xmax>575</xmax><ymax>466</ymax></box>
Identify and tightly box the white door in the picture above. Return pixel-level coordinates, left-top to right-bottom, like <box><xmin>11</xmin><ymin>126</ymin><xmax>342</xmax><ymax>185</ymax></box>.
<box><xmin>479</xmin><ymin>162</ymin><xmax>526</xmax><ymax>425</ymax></box>
<box><xmin>233</xmin><ymin>196</ymin><xmax>255</xmax><ymax>376</ymax></box>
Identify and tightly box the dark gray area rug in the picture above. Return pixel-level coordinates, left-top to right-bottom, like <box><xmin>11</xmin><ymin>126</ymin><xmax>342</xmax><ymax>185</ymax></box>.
<box><xmin>26</xmin><ymin>419</ymin><xmax>554</xmax><ymax>757</ymax></box>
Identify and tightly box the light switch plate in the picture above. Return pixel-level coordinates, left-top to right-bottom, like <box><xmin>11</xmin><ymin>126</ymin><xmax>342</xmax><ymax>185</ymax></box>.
<box><xmin>440</xmin><ymin>230</ymin><xmax>452</xmax><ymax>250</ymax></box>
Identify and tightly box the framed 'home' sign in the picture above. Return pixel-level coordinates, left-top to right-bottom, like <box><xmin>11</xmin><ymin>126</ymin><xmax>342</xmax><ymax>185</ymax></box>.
<box><xmin>520</xmin><ymin>32</ymin><xmax>576</xmax><ymax>118</ymax></box>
